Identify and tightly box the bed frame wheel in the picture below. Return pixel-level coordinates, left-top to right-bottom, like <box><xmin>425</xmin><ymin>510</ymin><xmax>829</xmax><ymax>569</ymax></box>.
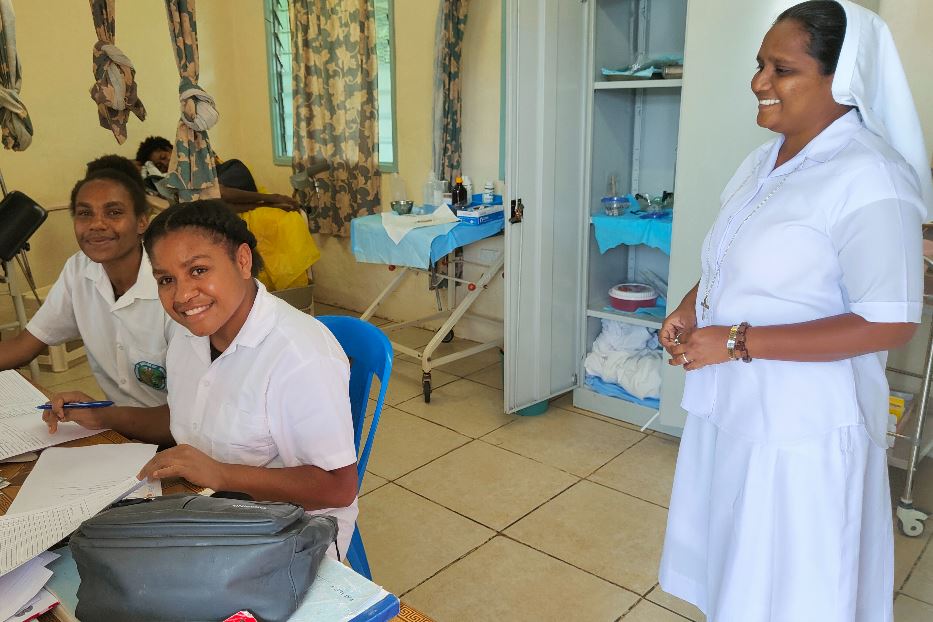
<box><xmin>422</xmin><ymin>372</ymin><xmax>432</xmax><ymax>403</ymax></box>
<box><xmin>897</xmin><ymin>504</ymin><xmax>928</xmax><ymax>537</ymax></box>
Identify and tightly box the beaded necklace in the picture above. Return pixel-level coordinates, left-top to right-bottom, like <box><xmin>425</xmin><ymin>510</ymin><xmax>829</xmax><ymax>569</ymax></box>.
<box><xmin>699</xmin><ymin>159</ymin><xmax>805</xmax><ymax>320</ymax></box>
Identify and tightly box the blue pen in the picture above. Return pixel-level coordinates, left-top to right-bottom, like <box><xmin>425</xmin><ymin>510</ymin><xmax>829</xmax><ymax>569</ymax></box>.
<box><xmin>36</xmin><ymin>400</ymin><xmax>114</xmax><ymax>410</ymax></box>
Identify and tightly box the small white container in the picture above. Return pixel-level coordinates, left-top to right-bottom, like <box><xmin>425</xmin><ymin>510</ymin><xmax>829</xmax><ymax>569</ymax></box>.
<box><xmin>482</xmin><ymin>182</ymin><xmax>495</xmax><ymax>205</ymax></box>
<box><xmin>608</xmin><ymin>283</ymin><xmax>658</xmax><ymax>312</ymax></box>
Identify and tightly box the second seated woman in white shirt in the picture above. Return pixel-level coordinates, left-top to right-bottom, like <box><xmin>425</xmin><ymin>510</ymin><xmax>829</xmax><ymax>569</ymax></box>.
<box><xmin>46</xmin><ymin>199</ymin><xmax>358</xmax><ymax>558</ymax></box>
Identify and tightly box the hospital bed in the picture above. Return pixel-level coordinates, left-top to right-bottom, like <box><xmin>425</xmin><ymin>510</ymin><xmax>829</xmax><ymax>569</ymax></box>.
<box><xmin>350</xmin><ymin>214</ymin><xmax>504</xmax><ymax>402</ymax></box>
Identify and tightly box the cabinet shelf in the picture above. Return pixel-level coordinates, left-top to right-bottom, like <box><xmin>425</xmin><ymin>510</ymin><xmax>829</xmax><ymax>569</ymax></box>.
<box><xmin>594</xmin><ymin>79</ymin><xmax>682</xmax><ymax>91</ymax></box>
<box><xmin>573</xmin><ymin>384</ymin><xmax>661</xmax><ymax>429</ymax></box>
<box><xmin>586</xmin><ymin>305</ymin><xmax>663</xmax><ymax>329</ymax></box>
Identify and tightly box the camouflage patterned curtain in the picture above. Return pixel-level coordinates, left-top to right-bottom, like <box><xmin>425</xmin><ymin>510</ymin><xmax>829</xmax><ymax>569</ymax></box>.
<box><xmin>88</xmin><ymin>0</ymin><xmax>146</xmax><ymax>144</ymax></box>
<box><xmin>432</xmin><ymin>0</ymin><xmax>470</xmax><ymax>187</ymax></box>
<box><xmin>290</xmin><ymin>0</ymin><xmax>380</xmax><ymax>237</ymax></box>
<box><xmin>160</xmin><ymin>0</ymin><xmax>219</xmax><ymax>202</ymax></box>
<box><xmin>0</xmin><ymin>0</ymin><xmax>31</xmax><ymax>151</ymax></box>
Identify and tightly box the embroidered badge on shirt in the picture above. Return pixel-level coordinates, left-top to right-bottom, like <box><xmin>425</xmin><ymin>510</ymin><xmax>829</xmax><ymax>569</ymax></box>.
<box><xmin>135</xmin><ymin>361</ymin><xmax>167</xmax><ymax>390</ymax></box>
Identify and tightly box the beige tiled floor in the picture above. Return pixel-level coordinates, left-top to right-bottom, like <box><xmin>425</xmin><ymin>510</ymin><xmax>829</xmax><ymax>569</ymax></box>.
<box><xmin>9</xmin><ymin>300</ymin><xmax>933</xmax><ymax>621</ymax></box>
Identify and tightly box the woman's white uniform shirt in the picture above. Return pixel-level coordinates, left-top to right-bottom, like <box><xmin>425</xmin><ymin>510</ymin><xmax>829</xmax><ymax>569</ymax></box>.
<box><xmin>166</xmin><ymin>282</ymin><xmax>358</xmax><ymax>559</ymax></box>
<box><xmin>660</xmin><ymin>110</ymin><xmax>923</xmax><ymax>621</ymax></box>
<box><xmin>684</xmin><ymin>109</ymin><xmax>924</xmax><ymax>446</ymax></box>
<box><xmin>26</xmin><ymin>250</ymin><xmax>173</xmax><ymax>407</ymax></box>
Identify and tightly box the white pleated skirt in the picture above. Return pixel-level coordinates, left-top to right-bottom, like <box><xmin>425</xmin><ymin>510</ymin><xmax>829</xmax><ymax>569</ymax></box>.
<box><xmin>659</xmin><ymin>415</ymin><xmax>893</xmax><ymax>622</ymax></box>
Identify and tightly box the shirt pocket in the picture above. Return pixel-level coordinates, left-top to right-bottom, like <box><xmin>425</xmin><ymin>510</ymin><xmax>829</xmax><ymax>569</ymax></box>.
<box><xmin>208</xmin><ymin>401</ymin><xmax>278</xmax><ymax>467</ymax></box>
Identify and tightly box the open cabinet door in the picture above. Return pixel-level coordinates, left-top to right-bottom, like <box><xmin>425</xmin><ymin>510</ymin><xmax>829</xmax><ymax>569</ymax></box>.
<box><xmin>503</xmin><ymin>0</ymin><xmax>587</xmax><ymax>413</ymax></box>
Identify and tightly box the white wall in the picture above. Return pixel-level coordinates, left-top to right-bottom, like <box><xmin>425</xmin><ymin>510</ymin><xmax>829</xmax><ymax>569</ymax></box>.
<box><xmin>6</xmin><ymin>1</ymin><xmax>504</xmax><ymax>343</ymax></box>
<box><xmin>1</xmin><ymin>0</ymin><xmax>190</xmax><ymax>287</ymax></box>
<box><xmin>879</xmin><ymin>0</ymin><xmax>933</xmax><ymax>162</ymax></box>
<box><xmin>879</xmin><ymin>0</ymin><xmax>933</xmax><ymax>385</ymax></box>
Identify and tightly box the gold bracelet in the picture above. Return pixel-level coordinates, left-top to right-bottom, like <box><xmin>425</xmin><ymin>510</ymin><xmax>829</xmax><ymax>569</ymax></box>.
<box><xmin>726</xmin><ymin>324</ymin><xmax>740</xmax><ymax>360</ymax></box>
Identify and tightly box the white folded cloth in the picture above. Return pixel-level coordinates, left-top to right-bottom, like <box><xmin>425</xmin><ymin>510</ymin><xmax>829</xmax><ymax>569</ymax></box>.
<box><xmin>381</xmin><ymin>204</ymin><xmax>459</xmax><ymax>244</ymax></box>
<box><xmin>584</xmin><ymin>319</ymin><xmax>662</xmax><ymax>399</ymax></box>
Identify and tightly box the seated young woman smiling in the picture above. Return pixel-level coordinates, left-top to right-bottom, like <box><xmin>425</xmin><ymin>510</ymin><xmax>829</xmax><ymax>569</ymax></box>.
<box><xmin>44</xmin><ymin>200</ymin><xmax>358</xmax><ymax>558</ymax></box>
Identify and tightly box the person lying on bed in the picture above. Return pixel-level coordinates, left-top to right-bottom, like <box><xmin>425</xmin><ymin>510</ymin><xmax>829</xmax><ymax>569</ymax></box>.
<box><xmin>135</xmin><ymin>135</ymin><xmax>299</xmax><ymax>212</ymax></box>
<box><xmin>0</xmin><ymin>156</ymin><xmax>174</xmax><ymax>408</ymax></box>
<box><xmin>43</xmin><ymin>200</ymin><xmax>357</xmax><ymax>559</ymax></box>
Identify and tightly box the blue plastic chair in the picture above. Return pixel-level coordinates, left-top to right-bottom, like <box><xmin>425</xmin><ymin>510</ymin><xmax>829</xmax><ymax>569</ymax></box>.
<box><xmin>316</xmin><ymin>315</ymin><xmax>393</xmax><ymax>580</ymax></box>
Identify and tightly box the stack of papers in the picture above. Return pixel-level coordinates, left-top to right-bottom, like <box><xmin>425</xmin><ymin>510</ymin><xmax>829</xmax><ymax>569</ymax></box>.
<box><xmin>0</xmin><ymin>552</ymin><xmax>60</xmax><ymax>622</ymax></box>
<box><xmin>0</xmin><ymin>444</ymin><xmax>160</xmax><ymax>619</ymax></box>
<box><xmin>0</xmin><ymin>371</ymin><xmax>99</xmax><ymax>461</ymax></box>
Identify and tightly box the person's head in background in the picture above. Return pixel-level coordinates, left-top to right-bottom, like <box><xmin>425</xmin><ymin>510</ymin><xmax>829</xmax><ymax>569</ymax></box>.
<box><xmin>753</xmin><ymin>1</ymin><xmax>850</xmax><ymax>146</ymax></box>
<box><xmin>86</xmin><ymin>154</ymin><xmax>147</xmax><ymax>187</ymax></box>
<box><xmin>69</xmin><ymin>161</ymin><xmax>149</xmax><ymax>275</ymax></box>
<box><xmin>135</xmin><ymin>136</ymin><xmax>173</xmax><ymax>173</ymax></box>
<box><xmin>144</xmin><ymin>200</ymin><xmax>264</xmax><ymax>351</ymax></box>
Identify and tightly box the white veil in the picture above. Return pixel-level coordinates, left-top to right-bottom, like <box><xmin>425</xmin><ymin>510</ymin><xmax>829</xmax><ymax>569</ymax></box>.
<box><xmin>832</xmin><ymin>0</ymin><xmax>933</xmax><ymax>216</ymax></box>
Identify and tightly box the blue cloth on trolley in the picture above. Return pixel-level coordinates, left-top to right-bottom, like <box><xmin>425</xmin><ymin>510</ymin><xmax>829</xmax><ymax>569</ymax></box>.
<box><xmin>591</xmin><ymin>213</ymin><xmax>672</xmax><ymax>255</ymax></box>
<box><xmin>351</xmin><ymin>214</ymin><xmax>505</xmax><ymax>269</ymax></box>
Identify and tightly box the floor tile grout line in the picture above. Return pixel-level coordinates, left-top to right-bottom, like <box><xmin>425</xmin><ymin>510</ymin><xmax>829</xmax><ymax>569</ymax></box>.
<box><xmin>641</xmin><ymin>584</ymin><xmax>699</xmax><ymax>622</ymax></box>
<box><xmin>548</xmin><ymin>401</ymin><xmax>655</xmax><ymax>433</ymax></box>
<box><xmin>618</xmin><ymin>595</ymin><xmax>692</xmax><ymax>622</ymax></box>
<box><xmin>472</xmin><ymin>434</ymin><xmax>613</xmax><ymax>479</ymax></box>
<box><xmin>397</xmin><ymin>532</ymin><xmax>499</xmax><ymax>599</ymax></box>
<box><xmin>366</xmin><ymin>435</ymin><xmax>472</xmax><ymax>483</ymax></box>
<box><xmin>583</xmin><ymin>478</ymin><xmax>672</xmax><ymax>512</ymax></box>
<box><xmin>895</xmin><ymin>590</ymin><xmax>933</xmax><ymax>608</ymax></box>
<box><xmin>494</xmin><ymin>533</ymin><xmax>651</xmax><ymax>598</ymax></box>
<box><xmin>898</xmin><ymin>527</ymin><xmax>933</xmax><ymax>594</ymax></box>
<box><xmin>379</xmin><ymin>481</ymin><xmax>507</xmax><ymax>534</ymax></box>
<box><xmin>581</xmin><ymin>433</ymin><xmax>655</xmax><ymax>479</ymax></box>
<box><xmin>391</xmin><ymin>399</ymin><xmax>515</xmax><ymax>439</ymax></box>
<box><xmin>390</xmin><ymin>470</ymin><xmax>580</xmax><ymax>535</ymax></box>
<box><xmin>463</xmin><ymin>413</ymin><xmax>653</xmax><ymax>479</ymax></box>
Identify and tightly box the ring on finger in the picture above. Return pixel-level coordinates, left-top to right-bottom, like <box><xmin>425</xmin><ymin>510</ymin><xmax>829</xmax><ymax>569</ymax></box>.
<box><xmin>681</xmin><ymin>353</ymin><xmax>690</xmax><ymax>365</ymax></box>
<box><xmin>673</xmin><ymin>333</ymin><xmax>682</xmax><ymax>346</ymax></box>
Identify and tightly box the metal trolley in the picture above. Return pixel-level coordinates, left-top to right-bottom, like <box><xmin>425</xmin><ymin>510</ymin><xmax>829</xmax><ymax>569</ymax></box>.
<box><xmin>888</xmin><ymin>255</ymin><xmax>933</xmax><ymax>537</ymax></box>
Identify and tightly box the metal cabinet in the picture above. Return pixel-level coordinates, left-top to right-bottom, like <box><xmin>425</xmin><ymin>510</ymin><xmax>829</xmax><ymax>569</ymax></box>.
<box><xmin>504</xmin><ymin>0</ymin><xmax>782</xmax><ymax>435</ymax></box>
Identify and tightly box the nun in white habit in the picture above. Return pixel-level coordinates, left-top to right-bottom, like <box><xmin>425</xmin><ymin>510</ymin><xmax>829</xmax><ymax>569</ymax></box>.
<box><xmin>658</xmin><ymin>1</ymin><xmax>931</xmax><ymax>620</ymax></box>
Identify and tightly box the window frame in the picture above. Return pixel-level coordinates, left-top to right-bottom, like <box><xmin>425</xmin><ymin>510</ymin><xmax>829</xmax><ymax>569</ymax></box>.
<box><xmin>375</xmin><ymin>0</ymin><xmax>399</xmax><ymax>173</ymax></box>
<box><xmin>263</xmin><ymin>0</ymin><xmax>293</xmax><ymax>166</ymax></box>
<box><xmin>263</xmin><ymin>0</ymin><xmax>399</xmax><ymax>172</ymax></box>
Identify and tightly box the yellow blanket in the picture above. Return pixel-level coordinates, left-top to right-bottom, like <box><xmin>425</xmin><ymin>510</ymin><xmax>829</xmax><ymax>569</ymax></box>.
<box><xmin>240</xmin><ymin>207</ymin><xmax>320</xmax><ymax>291</ymax></box>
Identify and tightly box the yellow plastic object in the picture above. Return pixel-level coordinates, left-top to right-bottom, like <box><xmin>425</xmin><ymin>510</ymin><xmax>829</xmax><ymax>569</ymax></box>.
<box><xmin>239</xmin><ymin>207</ymin><xmax>320</xmax><ymax>291</ymax></box>
<box><xmin>890</xmin><ymin>390</ymin><xmax>914</xmax><ymax>422</ymax></box>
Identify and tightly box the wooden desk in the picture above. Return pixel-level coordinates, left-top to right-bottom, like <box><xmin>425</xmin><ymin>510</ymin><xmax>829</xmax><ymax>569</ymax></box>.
<box><xmin>1</xmin><ymin>431</ymin><xmax>202</xmax><ymax>622</ymax></box>
<box><xmin>3</xmin><ymin>433</ymin><xmax>433</xmax><ymax>622</ymax></box>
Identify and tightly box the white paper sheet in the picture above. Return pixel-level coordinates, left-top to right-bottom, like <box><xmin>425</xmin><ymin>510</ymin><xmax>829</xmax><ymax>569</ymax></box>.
<box><xmin>0</xmin><ymin>475</ymin><xmax>143</xmax><ymax>577</ymax></box>
<box><xmin>7</xmin><ymin>444</ymin><xmax>158</xmax><ymax>515</ymax></box>
<box><xmin>0</xmin><ymin>370</ymin><xmax>101</xmax><ymax>461</ymax></box>
<box><xmin>0</xmin><ymin>371</ymin><xmax>46</xmax><ymax>410</ymax></box>
<box><xmin>3</xmin><ymin>588</ymin><xmax>59</xmax><ymax>622</ymax></box>
<box><xmin>292</xmin><ymin>557</ymin><xmax>390</xmax><ymax>621</ymax></box>
<box><xmin>0</xmin><ymin>551</ymin><xmax>59</xmax><ymax>620</ymax></box>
